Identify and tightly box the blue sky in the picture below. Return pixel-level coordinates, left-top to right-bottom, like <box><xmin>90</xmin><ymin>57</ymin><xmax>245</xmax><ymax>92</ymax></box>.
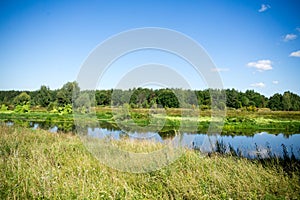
<box><xmin>0</xmin><ymin>0</ymin><xmax>299</xmax><ymax>97</ymax></box>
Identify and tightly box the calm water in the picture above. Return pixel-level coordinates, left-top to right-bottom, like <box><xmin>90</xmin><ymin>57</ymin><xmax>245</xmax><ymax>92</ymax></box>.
<box><xmin>87</xmin><ymin>127</ymin><xmax>300</xmax><ymax>159</ymax></box>
<box><xmin>4</xmin><ymin>120</ymin><xmax>300</xmax><ymax>159</ymax></box>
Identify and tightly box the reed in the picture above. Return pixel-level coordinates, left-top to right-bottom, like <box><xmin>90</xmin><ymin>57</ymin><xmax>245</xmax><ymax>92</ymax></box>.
<box><xmin>1</xmin><ymin>125</ymin><xmax>299</xmax><ymax>199</ymax></box>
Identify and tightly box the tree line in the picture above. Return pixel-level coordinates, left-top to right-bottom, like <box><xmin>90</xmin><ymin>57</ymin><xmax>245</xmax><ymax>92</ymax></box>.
<box><xmin>0</xmin><ymin>81</ymin><xmax>299</xmax><ymax>112</ymax></box>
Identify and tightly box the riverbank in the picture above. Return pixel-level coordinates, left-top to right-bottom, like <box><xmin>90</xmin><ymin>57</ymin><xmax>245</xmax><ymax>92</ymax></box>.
<box><xmin>0</xmin><ymin>126</ymin><xmax>299</xmax><ymax>199</ymax></box>
<box><xmin>1</xmin><ymin>108</ymin><xmax>300</xmax><ymax>134</ymax></box>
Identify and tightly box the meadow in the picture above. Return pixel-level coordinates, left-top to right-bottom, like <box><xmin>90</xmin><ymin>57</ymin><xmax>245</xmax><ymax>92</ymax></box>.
<box><xmin>1</xmin><ymin>125</ymin><xmax>300</xmax><ymax>199</ymax></box>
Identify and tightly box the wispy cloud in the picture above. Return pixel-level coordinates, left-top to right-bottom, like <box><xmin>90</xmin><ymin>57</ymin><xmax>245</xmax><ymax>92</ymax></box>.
<box><xmin>283</xmin><ymin>33</ymin><xmax>297</xmax><ymax>42</ymax></box>
<box><xmin>272</xmin><ymin>80</ymin><xmax>279</xmax><ymax>84</ymax></box>
<box><xmin>289</xmin><ymin>50</ymin><xmax>300</xmax><ymax>57</ymax></box>
<box><xmin>211</xmin><ymin>68</ymin><xmax>229</xmax><ymax>72</ymax></box>
<box><xmin>250</xmin><ymin>82</ymin><xmax>265</xmax><ymax>88</ymax></box>
<box><xmin>247</xmin><ymin>59</ymin><xmax>273</xmax><ymax>72</ymax></box>
<box><xmin>296</xmin><ymin>27</ymin><xmax>300</xmax><ymax>32</ymax></box>
<box><xmin>258</xmin><ymin>4</ymin><xmax>270</xmax><ymax>12</ymax></box>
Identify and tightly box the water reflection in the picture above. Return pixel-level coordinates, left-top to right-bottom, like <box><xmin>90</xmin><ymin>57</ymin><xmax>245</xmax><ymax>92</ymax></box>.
<box><xmin>88</xmin><ymin>127</ymin><xmax>125</xmax><ymax>140</ymax></box>
<box><xmin>187</xmin><ymin>132</ymin><xmax>300</xmax><ymax>159</ymax></box>
<box><xmin>49</xmin><ymin>126</ymin><xmax>58</xmax><ymax>133</ymax></box>
<box><xmin>2</xmin><ymin>119</ymin><xmax>300</xmax><ymax>159</ymax></box>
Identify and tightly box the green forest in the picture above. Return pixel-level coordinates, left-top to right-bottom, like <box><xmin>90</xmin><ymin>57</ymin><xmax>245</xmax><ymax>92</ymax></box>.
<box><xmin>0</xmin><ymin>81</ymin><xmax>300</xmax><ymax>113</ymax></box>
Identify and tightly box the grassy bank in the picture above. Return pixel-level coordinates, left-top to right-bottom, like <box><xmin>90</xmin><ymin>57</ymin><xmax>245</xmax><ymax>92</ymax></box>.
<box><xmin>1</xmin><ymin>108</ymin><xmax>300</xmax><ymax>134</ymax></box>
<box><xmin>1</xmin><ymin>126</ymin><xmax>299</xmax><ymax>199</ymax></box>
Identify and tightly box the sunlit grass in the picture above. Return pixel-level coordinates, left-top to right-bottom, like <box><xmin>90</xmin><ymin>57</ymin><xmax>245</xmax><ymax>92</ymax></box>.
<box><xmin>1</xmin><ymin>125</ymin><xmax>299</xmax><ymax>199</ymax></box>
<box><xmin>1</xmin><ymin>109</ymin><xmax>300</xmax><ymax>134</ymax></box>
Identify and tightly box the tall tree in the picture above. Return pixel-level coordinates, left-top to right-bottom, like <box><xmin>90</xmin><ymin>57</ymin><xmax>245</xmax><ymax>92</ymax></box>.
<box><xmin>241</xmin><ymin>96</ymin><xmax>249</xmax><ymax>107</ymax></box>
<box><xmin>156</xmin><ymin>89</ymin><xmax>179</xmax><ymax>108</ymax></box>
<box><xmin>57</xmin><ymin>82</ymin><xmax>80</xmax><ymax>106</ymax></box>
<box><xmin>282</xmin><ymin>91</ymin><xmax>292</xmax><ymax>111</ymax></box>
<box><xmin>95</xmin><ymin>90</ymin><xmax>111</xmax><ymax>106</ymax></box>
<box><xmin>267</xmin><ymin>93</ymin><xmax>283</xmax><ymax>111</ymax></box>
<box><xmin>35</xmin><ymin>85</ymin><xmax>52</xmax><ymax>107</ymax></box>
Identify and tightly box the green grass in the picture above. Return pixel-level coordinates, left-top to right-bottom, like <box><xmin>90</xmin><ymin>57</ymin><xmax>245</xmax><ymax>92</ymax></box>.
<box><xmin>1</xmin><ymin>109</ymin><xmax>300</xmax><ymax>134</ymax></box>
<box><xmin>1</xmin><ymin>125</ymin><xmax>299</xmax><ymax>199</ymax></box>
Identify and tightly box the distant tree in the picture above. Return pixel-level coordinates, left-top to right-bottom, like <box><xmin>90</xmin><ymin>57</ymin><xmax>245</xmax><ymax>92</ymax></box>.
<box><xmin>35</xmin><ymin>85</ymin><xmax>52</xmax><ymax>107</ymax></box>
<box><xmin>13</xmin><ymin>92</ymin><xmax>31</xmax><ymax>106</ymax></box>
<box><xmin>57</xmin><ymin>82</ymin><xmax>80</xmax><ymax>106</ymax></box>
<box><xmin>129</xmin><ymin>88</ymin><xmax>152</xmax><ymax>108</ymax></box>
<box><xmin>226</xmin><ymin>89</ymin><xmax>239</xmax><ymax>108</ymax></box>
<box><xmin>290</xmin><ymin>92</ymin><xmax>300</xmax><ymax>111</ymax></box>
<box><xmin>202</xmin><ymin>89</ymin><xmax>211</xmax><ymax>106</ymax></box>
<box><xmin>1</xmin><ymin>79</ymin><xmax>300</xmax><ymax>111</ymax></box>
<box><xmin>267</xmin><ymin>93</ymin><xmax>283</xmax><ymax>111</ymax></box>
<box><xmin>0</xmin><ymin>91</ymin><xmax>21</xmax><ymax>105</ymax></box>
<box><xmin>195</xmin><ymin>91</ymin><xmax>202</xmax><ymax>106</ymax></box>
<box><xmin>248</xmin><ymin>101</ymin><xmax>256</xmax><ymax>106</ymax></box>
<box><xmin>244</xmin><ymin>90</ymin><xmax>267</xmax><ymax>108</ymax></box>
<box><xmin>282</xmin><ymin>92</ymin><xmax>292</xmax><ymax>111</ymax></box>
<box><xmin>156</xmin><ymin>89</ymin><xmax>179</xmax><ymax>108</ymax></box>
<box><xmin>111</xmin><ymin>89</ymin><xmax>126</xmax><ymax>106</ymax></box>
<box><xmin>95</xmin><ymin>90</ymin><xmax>111</xmax><ymax>106</ymax></box>
<box><xmin>74</xmin><ymin>92</ymin><xmax>91</xmax><ymax>113</ymax></box>
<box><xmin>241</xmin><ymin>96</ymin><xmax>249</xmax><ymax>107</ymax></box>
<box><xmin>185</xmin><ymin>90</ymin><xmax>198</xmax><ymax>106</ymax></box>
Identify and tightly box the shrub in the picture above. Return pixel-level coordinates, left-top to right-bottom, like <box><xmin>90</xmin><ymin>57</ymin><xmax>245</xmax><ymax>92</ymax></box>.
<box><xmin>14</xmin><ymin>103</ymin><xmax>30</xmax><ymax>113</ymax></box>
<box><xmin>0</xmin><ymin>104</ymin><xmax>8</xmax><ymax>112</ymax></box>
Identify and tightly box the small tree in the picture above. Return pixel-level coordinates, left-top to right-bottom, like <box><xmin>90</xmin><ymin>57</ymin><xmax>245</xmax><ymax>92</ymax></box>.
<box><xmin>36</xmin><ymin>85</ymin><xmax>52</xmax><ymax>107</ymax></box>
<box><xmin>13</xmin><ymin>92</ymin><xmax>31</xmax><ymax>106</ymax></box>
<box><xmin>75</xmin><ymin>93</ymin><xmax>91</xmax><ymax>113</ymax></box>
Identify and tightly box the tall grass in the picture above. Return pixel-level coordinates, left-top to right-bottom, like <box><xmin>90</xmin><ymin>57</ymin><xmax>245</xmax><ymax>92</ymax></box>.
<box><xmin>0</xmin><ymin>125</ymin><xmax>299</xmax><ymax>199</ymax></box>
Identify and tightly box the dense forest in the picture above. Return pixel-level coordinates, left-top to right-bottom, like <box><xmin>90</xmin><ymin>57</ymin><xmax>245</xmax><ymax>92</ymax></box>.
<box><xmin>0</xmin><ymin>81</ymin><xmax>300</xmax><ymax>112</ymax></box>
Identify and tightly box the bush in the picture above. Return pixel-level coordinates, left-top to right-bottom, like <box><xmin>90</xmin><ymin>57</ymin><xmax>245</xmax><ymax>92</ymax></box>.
<box><xmin>247</xmin><ymin>105</ymin><xmax>257</xmax><ymax>112</ymax></box>
<box><xmin>0</xmin><ymin>104</ymin><xmax>8</xmax><ymax>112</ymax></box>
<box><xmin>47</xmin><ymin>101</ymin><xmax>58</xmax><ymax>112</ymax></box>
<box><xmin>200</xmin><ymin>105</ymin><xmax>210</xmax><ymax>110</ymax></box>
<box><xmin>14</xmin><ymin>104</ymin><xmax>30</xmax><ymax>113</ymax></box>
<box><xmin>48</xmin><ymin>103</ymin><xmax>73</xmax><ymax>115</ymax></box>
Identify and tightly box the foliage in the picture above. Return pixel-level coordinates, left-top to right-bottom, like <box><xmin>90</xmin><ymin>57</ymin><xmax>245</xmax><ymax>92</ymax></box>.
<box><xmin>1</xmin><ymin>109</ymin><xmax>300</xmax><ymax>134</ymax></box>
<box><xmin>49</xmin><ymin>104</ymin><xmax>73</xmax><ymax>115</ymax></box>
<box><xmin>34</xmin><ymin>85</ymin><xmax>52</xmax><ymax>107</ymax></box>
<box><xmin>156</xmin><ymin>89</ymin><xmax>179</xmax><ymax>108</ymax></box>
<box><xmin>74</xmin><ymin>92</ymin><xmax>91</xmax><ymax>113</ymax></box>
<box><xmin>246</xmin><ymin>105</ymin><xmax>257</xmax><ymax>112</ymax></box>
<box><xmin>0</xmin><ymin>82</ymin><xmax>300</xmax><ymax>111</ymax></box>
<box><xmin>95</xmin><ymin>90</ymin><xmax>111</xmax><ymax>106</ymax></box>
<box><xmin>47</xmin><ymin>101</ymin><xmax>58</xmax><ymax>112</ymax></box>
<box><xmin>57</xmin><ymin>82</ymin><xmax>80</xmax><ymax>106</ymax></box>
<box><xmin>59</xmin><ymin>104</ymin><xmax>73</xmax><ymax>115</ymax></box>
<box><xmin>267</xmin><ymin>93</ymin><xmax>283</xmax><ymax>111</ymax></box>
<box><xmin>14</xmin><ymin>103</ymin><xmax>30</xmax><ymax>113</ymax></box>
<box><xmin>0</xmin><ymin>104</ymin><xmax>8</xmax><ymax>112</ymax></box>
<box><xmin>13</xmin><ymin>92</ymin><xmax>31</xmax><ymax>106</ymax></box>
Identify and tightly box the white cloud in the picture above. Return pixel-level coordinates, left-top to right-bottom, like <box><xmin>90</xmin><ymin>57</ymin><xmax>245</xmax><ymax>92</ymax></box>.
<box><xmin>258</xmin><ymin>4</ymin><xmax>270</xmax><ymax>12</ymax></box>
<box><xmin>211</xmin><ymin>68</ymin><xmax>229</xmax><ymax>72</ymax></box>
<box><xmin>272</xmin><ymin>80</ymin><xmax>279</xmax><ymax>84</ymax></box>
<box><xmin>250</xmin><ymin>82</ymin><xmax>265</xmax><ymax>88</ymax></box>
<box><xmin>247</xmin><ymin>59</ymin><xmax>273</xmax><ymax>72</ymax></box>
<box><xmin>283</xmin><ymin>34</ymin><xmax>297</xmax><ymax>42</ymax></box>
<box><xmin>289</xmin><ymin>50</ymin><xmax>300</xmax><ymax>57</ymax></box>
<box><xmin>296</xmin><ymin>27</ymin><xmax>300</xmax><ymax>32</ymax></box>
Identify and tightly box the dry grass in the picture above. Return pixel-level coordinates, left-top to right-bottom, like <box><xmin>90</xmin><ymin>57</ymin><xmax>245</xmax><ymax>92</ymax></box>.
<box><xmin>1</xmin><ymin>125</ymin><xmax>299</xmax><ymax>199</ymax></box>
